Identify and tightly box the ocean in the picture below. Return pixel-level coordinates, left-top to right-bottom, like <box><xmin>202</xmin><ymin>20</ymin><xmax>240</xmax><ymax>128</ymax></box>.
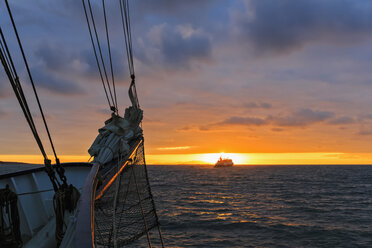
<box><xmin>132</xmin><ymin>165</ymin><xmax>372</xmax><ymax>247</ymax></box>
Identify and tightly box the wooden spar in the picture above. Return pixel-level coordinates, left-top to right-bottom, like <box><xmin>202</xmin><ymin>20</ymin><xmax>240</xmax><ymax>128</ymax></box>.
<box><xmin>95</xmin><ymin>139</ymin><xmax>142</xmax><ymax>200</ymax></box>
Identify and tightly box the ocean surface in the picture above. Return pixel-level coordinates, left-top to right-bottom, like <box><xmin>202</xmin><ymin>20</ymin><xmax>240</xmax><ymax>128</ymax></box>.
<box><xmin>133</xmin><ymin>165</ymin><xmax>372</xmax><ymax>247</ymax></box>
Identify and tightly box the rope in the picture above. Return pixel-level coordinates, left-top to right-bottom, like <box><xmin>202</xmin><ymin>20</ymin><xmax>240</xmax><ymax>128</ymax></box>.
<box><xmin>82</xmin><ymin>0</ymin><xmax>118</xmax><ymax>113</ymax></box>
<box><xmin>111</xmin><ymin>152</ymin><xmax>122</xmax><ymax>248</ymax></box>
<box><xmin>102</xmin><ymin>0</ymin><xmax>118</xmax><ymax>112</ymax></box>
<box><xmin>132</xmin><ymin>165</ymin><xmax>152</xmax><ymax>248</ymax></box>
<box><xmin>119</xmin><ymin>0</ymin><xmax>140</xmax><ymax>108</ymax></box>
<box><xmin>81</xmin><ymin>0</ymin><xmax>112</xmax><ymax>110</ymax></box>
<box><xmin>17</xmin><ymin>188</ymin><xmax>54</xmax><ymax>196</ymax></box>
<box><xmin>119</xmin><ymin>0</ymin><xmax>134</xmax><ymax>75</ymax></box>
<box><xmin>0</xmin><ymin>28</ymin><xmax>48</xmax><ymax>161</ymax></box>
<box><xmin>86</xmin><ymin>0</ymin><xmax>116</xmax><ymax>108</ymax></box>
<box><xmin>53</xmin><ymin>185</ymin><xmax>81</xmax><ymax>246</ymax></box>
<box><xmin>5</xmin><ymin>0</ymin><xmax>60</xmax><ymax>165</ymax></box>
<box><xmin>0</xmin><ymin>186</ymin><xmax>22</xmax><ymax>247</ymax></box>
<box><xmin>17</xmin><ymin>187</ymin><xmax>82</xmax><ymax>196</ymax></box>
<box><xmin>0</xmin><ymin>34</ymin><xmax>61</xmax><ymax>191</ymax></box>
<box><xmin>2</xmin><ymin>1</ymin><xmax>68</xmax><ymax>192</ymax></box>
<box><xmin>142</xmin><ymin>141</ymin><xmax>165</xmax><ymax>247</ymax></box>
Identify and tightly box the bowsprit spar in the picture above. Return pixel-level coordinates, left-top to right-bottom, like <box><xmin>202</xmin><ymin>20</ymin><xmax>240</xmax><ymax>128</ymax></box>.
<box><xmin>0</xmin><ymin>0</ymin><xmax>164</xmax><ymax>247</ymax></box>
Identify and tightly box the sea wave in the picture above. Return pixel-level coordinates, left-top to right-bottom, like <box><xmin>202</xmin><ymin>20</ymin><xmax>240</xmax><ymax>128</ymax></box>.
<box><xmin>129</xmin><ymin>165</ymin><xmax>372</xmax><ymax>247</ymax></box>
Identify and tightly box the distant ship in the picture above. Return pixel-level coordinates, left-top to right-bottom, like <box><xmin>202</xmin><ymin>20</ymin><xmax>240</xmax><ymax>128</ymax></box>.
<box><xmin>214</xmin><ymin>157</ymin><xmax>234</xmax><ymax>168</ymax></box>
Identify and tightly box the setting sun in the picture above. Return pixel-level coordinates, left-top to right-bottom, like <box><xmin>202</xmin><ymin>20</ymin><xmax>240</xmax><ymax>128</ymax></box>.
<box><xmin>198</xmin><ymin>153</ymin><xmax>249</xmax><ymax>165</ymax></box>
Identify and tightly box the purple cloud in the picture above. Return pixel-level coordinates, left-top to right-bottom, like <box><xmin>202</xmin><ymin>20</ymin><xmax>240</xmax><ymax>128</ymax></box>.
<box><xmin>214</xmin><ymin>108</ymin><xmax>334</xmax><ymax>128</ymax></box>
<box><xmin>271</xmin><ymin>108</ymin><xmax>334</xmax><ymax>127</ymax></box>
<box><xmin>328</xmin><ymin>116</ymin><xmax>355</xmax><ymax>125</ymax></box>
<box><xmin>236</xmin><ymin>0</ymin><xmax>372</xmax><ymax>54</ymax></box>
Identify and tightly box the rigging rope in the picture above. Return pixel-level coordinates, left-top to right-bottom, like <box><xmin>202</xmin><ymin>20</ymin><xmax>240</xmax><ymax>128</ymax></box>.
<box><xmin>0</xmin><ymin>28</ymin><xmax>59</xmax><ymax>192</ymax></box>
<box><xmin>87</xmin><ymin>0</ymin><xmax>116</xmax><ymax>111</ymax></box>
<box><xmin>82</xmin><ymin>0</ymin><xmax>118</xmax><ymax>113</ymax></box>
<box><xmin>102</xmin><ymin>0</ymin><xmax>118</xmax><ymax>112</ymax></box>
<box><xmin>1</xmin><ymin>5</ymin><xmax>82</xmax><ymax>243</ymax></box>
<box><xmin>119</xmin><ymin>0</ymin><xmax>140</xmax><ymax>108</ymax></box>
<box><xmin>5</xmin><ymin>0</ymin><xmax>60</xmax><ymax>164</ymax></box>
<box><xmin>82</xmin><ymin>0</ymin><xmax>112</xmax><ymax>110</ymax></box>
<box><xmin>2</xmin><ymin>0</ymin><xmax>69</xmax><ymax>190</ymax></box>
<box><xmin>0</xmin><ymin>31</ymin><xmax>47</xmax><ymax>159</ymax></box>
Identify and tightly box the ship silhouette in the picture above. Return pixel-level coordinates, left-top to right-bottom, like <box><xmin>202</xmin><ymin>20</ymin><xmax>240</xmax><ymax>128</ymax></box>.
<box><xmin>214</xmin><ymin>156</ymin><xmax>234</xmax><ymax>168</ymax></box>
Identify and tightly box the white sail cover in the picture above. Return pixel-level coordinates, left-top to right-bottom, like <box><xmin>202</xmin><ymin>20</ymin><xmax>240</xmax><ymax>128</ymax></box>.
<box><xmin>88</xmin><ymin>106</ymin><xmax>143</xmax><ymax>165</ymax></box>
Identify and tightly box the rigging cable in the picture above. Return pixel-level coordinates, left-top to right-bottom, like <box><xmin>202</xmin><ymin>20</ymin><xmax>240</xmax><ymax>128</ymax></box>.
<box><xmin>0</xmin><ymin>28</ymin><xmax>60</xmax><ymax>191</ymax></box>
<box><xmin>102</xmin><ymin>0</ymin><xmax>118</xmax><ymax>112</ymax></box>
<box><xmin>82</xmin><ymin>0</ymin><xmax>117</xmax><ymax>113</ymax></box>
<box><xmin>1</xmin><ymin>4</ymin><xmax>81</xmax><ymax>242</ymax></box>
<box><xmin>0</xmin><ymin>30</ymin><xmax>46</xmax><ymax>159</ymax></box>
<box><xmin>81</xmin><ymin>0</ymin><xmax>112</xmax><ymax>110</ymax></box>
<box><xmin>119</xmin><ymin>0</ymin><xmax>139</xmax><ymax>108</ymax></box>
<box><xmin>3</xmin><ymin>0</ymin><xmax>68</xmax><ymax>189</ymax></box>
<box><xmin>5</xmin><ymin>0</ymin><xmax>59</xmax><ymax>164</ymax></box>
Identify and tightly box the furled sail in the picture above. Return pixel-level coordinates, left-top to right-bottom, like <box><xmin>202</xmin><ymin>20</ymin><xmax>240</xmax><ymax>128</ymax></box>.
<box><xmin>88</xmin><ymin>106</ymin><xmax>143</xmax><ymax>165</ymax></box>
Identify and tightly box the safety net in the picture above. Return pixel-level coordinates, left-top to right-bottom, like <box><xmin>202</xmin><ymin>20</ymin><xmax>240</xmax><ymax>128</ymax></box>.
<box><xmin>94</xmin><ymin>139</ymin><xmax>160</xmax><ymax>247</ymax></box>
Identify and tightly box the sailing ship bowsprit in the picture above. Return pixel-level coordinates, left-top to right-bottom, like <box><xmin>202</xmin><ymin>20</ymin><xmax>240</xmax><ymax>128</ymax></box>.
<box><xmin>0</xmin><ymin>0</ymin><xmax>164</xmax><ymax>247</ymax></box>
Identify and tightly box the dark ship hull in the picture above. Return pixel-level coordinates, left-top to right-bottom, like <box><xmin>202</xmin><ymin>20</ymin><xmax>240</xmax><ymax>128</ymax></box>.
<box><xmin>214</xmin><ymin>159</ymin><xmax>234</xmax><ymax>168</ymax></box>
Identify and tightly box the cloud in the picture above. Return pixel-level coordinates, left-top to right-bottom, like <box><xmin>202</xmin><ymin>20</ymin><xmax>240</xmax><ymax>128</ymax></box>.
<box><xmin>220</xmin><ymin>116</ymin><xmax>267</xmax><ymax>126</ymax></box>
<box><xmin>271</xmin><ymin>108</ymin><xmax>334</xmax><ymax>127</ymax></box>
<box><xmin>357</xmin><ymin>114</ymin><xmax>372</xmax><ymax>122</ymax></box>
<box><xmin>157</xmin><ymin>146</ymin><xmax>191</xmax><ymax>151</ymax></box>
<box><xmin>244</xmin><ymin>102</ymin><xmax>272</xmax><ymax>109</ymax></box>
<box><xmin>96</xmin><ymin>108</ymin><xmax>111</xmax><ymax>116</ymax></box>
<box><xmin>235</xmin><ymin>0</ymin><xmax>372</xmax><ymax>54</ymax></box>
<box><xmin>358</xmin><ymin>129</ymin><xmax>372</xmax><ymax>136</ymax></box>
<box><xmin>0</xmin><ymin>69</ymin><xmax>11</xmax><ymax>98</ymax></box>
<box><xmin>0</xmin><ymin>83</ymin><xmax>9</xmax><ymax>98</ymax></box>
<box><xmin>35</xmin><ymin>42</ymin><xmax>128</xmax><ymax>81</ymax></box>
<box><xmin>79</xmin><ymin>48</ymin><xmax>129</xmax><ymax>81</ymax></box>
<box><xmin>0</xmin><ymin>109</ymin><xmax>8</xmax><ymax>119</ymax></box>
<box><xmin>213</xmin><ymin>108</ymin><xmax>334</xmax><ymax>129</ymax></box>
<box><xmin>31</xmin><ymin>66</ymin><xmax>84</xmax><ymax>95</ymax></box>
<box><xmin>135</xmin><ymin>0</ymin><xmax>220</xmax><ymax>20</ymax></box>
<box><xmin>143</xmin><ymin>117</ymin><xmax>164</xmax><ymax>126</ymax></box>
<box><xmin>328</xmin><ymin>116</ymin><xmax>355</xmax><ymax>125</ymax></box>
<box><xmin>35</xmin><ymin>42</ymin><xmax>72</xmax><ymax>71</ymax></box>
<box><xmin>271</xmin><ymin>128</ymin><xmax>284</xmax><ymax>132</ymax></box>
<box><xmin>176</xmin><ymin>126</ymin><xmax>192</xmax><ymax>132</ymax></box>
<box><xmin>144</xmin><ymin>24</ymin><xmax>212</xmax><ymax>68</ymax></box>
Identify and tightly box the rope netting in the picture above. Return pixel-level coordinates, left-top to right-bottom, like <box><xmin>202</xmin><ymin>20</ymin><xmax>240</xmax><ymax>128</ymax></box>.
<box><xmin>94</xmin><ymin>140</ymin><xmax>160</xmax><ymax>247</ymax></box>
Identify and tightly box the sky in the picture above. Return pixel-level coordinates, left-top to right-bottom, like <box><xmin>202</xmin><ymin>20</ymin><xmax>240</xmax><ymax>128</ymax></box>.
<box><xmin>1</xmin><ymin>0</ymin><xmax>372</xmax><ymax>165</ymax></box>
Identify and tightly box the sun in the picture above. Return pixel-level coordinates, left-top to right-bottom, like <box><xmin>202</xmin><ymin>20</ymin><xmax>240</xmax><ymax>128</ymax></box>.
<box><xmin>198</xmin><ymin>153</ymin><xmax>249</xmax><ymax>165</ymax></box>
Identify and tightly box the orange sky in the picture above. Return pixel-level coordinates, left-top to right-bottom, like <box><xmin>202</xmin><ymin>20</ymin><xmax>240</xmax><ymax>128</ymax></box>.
<box><xmin>1</xmin><ymin>1</ymin><xmax>372</xmax><ymax>165</ymax></box>
<box><xmin>2</xmin><ymin>152</ymin><xmax>372</xmax><ymax>165</ymax></box>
